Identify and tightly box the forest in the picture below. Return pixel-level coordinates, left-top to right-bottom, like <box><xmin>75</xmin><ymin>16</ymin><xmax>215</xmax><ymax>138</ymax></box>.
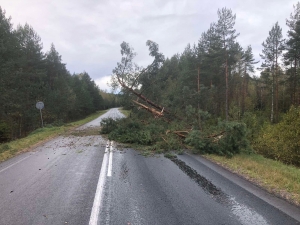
<box><xmin>1</xmin><ymin>3</ymin><xmax>300</xmax><ymax>167</ymax></box>
<box><xmin>0</xmin><ymin>7</ymin><xmax>117</xmax><ymax>142</ymax></box>
<box><xmin>104</xmin><ymin>4</ymin><xmax>300</xmax><ymax>166</ymax></box>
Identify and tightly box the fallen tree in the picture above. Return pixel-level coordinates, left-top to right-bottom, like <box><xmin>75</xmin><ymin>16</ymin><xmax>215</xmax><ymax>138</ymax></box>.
<box><xmin>111</xmin><ymin>41</ymin><xmax>181</xmax><ymax>121</ymax></box>
<box><xmin>108</xmin><ymin>41</ymin><xmax>252</xmax><ymax>157</ymax></box>
<box><xmin>132</xmin><ymin>100</ymin><xmax>164</xmax><ymax>118</ymax></box>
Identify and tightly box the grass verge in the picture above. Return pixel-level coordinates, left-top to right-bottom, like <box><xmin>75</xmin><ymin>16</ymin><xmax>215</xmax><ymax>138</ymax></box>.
<box><xmin>0</xmin><ymin>110</ymin><xmax>107</xmax><ymax>162</ymax></box>
<box><xmin>204</xmin><ymin>153</ymin><xmax>300</xmax><ymax>206</ymax></box>
<box><xmin>119</xmin><ymin>108</ymin><xmax>131</xmax><ymax>117</ymax></box>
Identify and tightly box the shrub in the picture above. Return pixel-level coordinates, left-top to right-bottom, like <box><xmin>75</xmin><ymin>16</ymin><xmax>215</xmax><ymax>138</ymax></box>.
<box><xmin>100</xmin><ymin>118</ymin><xmax>119</xmax><ymax>134</ymax></box>
<box><xmin>254</xmin><ymin>106</ymin><xmax>300</xmax><ymax>166</ymax></box>
<box><xmin>241</xmin><ymin>112</ymin><xmax>264</xmax><ymax>141</ymax></box>
<box><xmin>217</xmin><ymin>121</ymin><xmax>252</xmax><ymax>156</ymax></box>
<box><xmin>0</xmin><ymin>144</ymin><xmax>10</xmax><ymax>154</ymax></box>
<box><xmin>0</xmin><ymin>121</ymin><xmax>11</xmax><ymax>142</ymax></box>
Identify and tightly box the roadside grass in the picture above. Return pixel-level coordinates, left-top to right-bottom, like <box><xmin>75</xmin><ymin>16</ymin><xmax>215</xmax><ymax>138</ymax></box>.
<box><xmin>119</xmin><ymin>108</ymin><xmax>131</xmax><ymax>117</ymax></box>
<box><xmin>0</xmin><ymin>110</ymin><xmax>107</xmax><ymax>162</ymax></box>
<box><xmin>204</xmin><ymin>153</ymin><xmax>300</xmax><ymax>206</ymax></box>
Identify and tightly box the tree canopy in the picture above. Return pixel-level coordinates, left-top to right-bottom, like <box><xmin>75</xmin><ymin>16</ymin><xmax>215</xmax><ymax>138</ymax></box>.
<box><xmin>0</xmin><ymin>7</ymin><xmax>111</xmax><ymax>141</ymax></box>
<box><xmin>108</xmin><ymin>4</ymin><xmax>300</xmax><ymax>165</ymax></box>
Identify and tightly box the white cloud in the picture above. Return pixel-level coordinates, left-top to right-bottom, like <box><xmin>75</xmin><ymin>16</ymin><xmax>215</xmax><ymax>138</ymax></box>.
<box><xmin>95</xmin><ymin>75</ymin><xmax>112</xmax><ymax>92</ymax></box>
<box><xmin>1</xmin><ymin>0</ymin><xmax>297</xmax><ymax>83</ymax></box>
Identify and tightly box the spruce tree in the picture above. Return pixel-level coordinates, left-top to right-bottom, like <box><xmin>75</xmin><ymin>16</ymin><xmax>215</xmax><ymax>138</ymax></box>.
<box><xmin>241</xmin><ymin>46</ymin><xmax>258</xmax><ymax>115</ymax></box>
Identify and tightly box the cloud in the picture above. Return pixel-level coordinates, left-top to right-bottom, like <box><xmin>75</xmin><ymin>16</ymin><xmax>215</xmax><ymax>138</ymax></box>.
<box><xmin>95</xmin><ymin>75</ymin><xmax>112</xmax><ymax>92</ymax></box>
<box><xmin>1</xmin><ymin>0</ymin><xmax>297</xmax><ymax>91</ymax></box>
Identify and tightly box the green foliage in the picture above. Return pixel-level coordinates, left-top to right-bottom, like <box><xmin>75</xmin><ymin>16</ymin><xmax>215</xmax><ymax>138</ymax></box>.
<box><xmin>108</xmin><ymin>118</ymin><xmax>153</xmax><ymax>145</ymax></box>
<box><xmin>0</xmin><ymin>144</ymin><xmax>10</xmax><ymax>154</ymax></box>
<box><xmin>254</xmin><ymin>106</ymin><xmax>300</xmax><ymax>166</ymax></box>
<box><xmin>0</xmin><ymin>121</ymin><xmax>11</xmax><ymax>142</ymax></box>
<box><xmin>29</xmin><ymin>128</ymin><xmax>45</xmax><ymax>136</ymax></box>
<box><xmin>102</xmin><ymin>114</ymin><xmax>186</xmax><ymax>150</ymax></box>
<box><xmin>185</xmin><ymin>130</ymin><xmax>215</xmax><ymax>154</ymax></box>
<box><xmin>218</xmin><ymin>121</ymin><xmax>252</xmax><ymax>156</ymax></box>
<box><xmin>164</xmin><ymin>152</ymin><xmax>177</xmax><ymax>159</ymax></box>
<box><xmin>241</xmin><ymin>112</ymin><xmax>265</xmax><ymax>141</ymax></box>
<box><xmin>100</xmin><ymin>118</ymin><xmax>119</xmax><ymax>134</ymax></box>
<box><xmin>0</xmin><ymin>7</ymin><xmax>106</xmax><ymax>141</ymax></box>
<box><xmin>185</xmin><ymin>121</ymin><xmax>251</xmax><ymax>157</ymax></box>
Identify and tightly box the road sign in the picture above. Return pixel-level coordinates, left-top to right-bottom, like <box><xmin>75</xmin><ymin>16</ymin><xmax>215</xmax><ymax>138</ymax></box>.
<box><xmin>36</xmin><ymin>101</ymin><xmax>44</xmax><ymax>110</ymax></box>
<box><xmin>36</xmin><ymin>101</ymin><xmax>44</xmax><ymax>127</ymax></box>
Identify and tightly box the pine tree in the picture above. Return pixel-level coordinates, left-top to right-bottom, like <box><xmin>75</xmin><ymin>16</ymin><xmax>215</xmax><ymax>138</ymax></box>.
<box><xmin>260</xmin><ymin>22</ymin><xmax>284</xmax><ymax>123</ymax></box>
<box><xmin>216</xmin><ymin>8</ymin><xmax>239</xmax><ymax>120</ymax></box>
<box><xmin>286</xmin><ymin>2</ymin><xmax>300</xmax><ymax>30</ymax></box>
<box><xmin>285</xmin><ymin>3</ymin><xmax>300</xmax><ymax>105</ymax></box>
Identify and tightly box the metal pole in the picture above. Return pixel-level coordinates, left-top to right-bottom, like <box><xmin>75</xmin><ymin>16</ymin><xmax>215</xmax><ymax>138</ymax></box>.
<box><xmin>40</xmin><ymin>109</ymin><xmax>44</xmax><ymax>128</ymax></box>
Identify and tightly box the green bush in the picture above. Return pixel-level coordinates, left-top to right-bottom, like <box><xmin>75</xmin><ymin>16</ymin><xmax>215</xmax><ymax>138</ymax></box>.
<box><xmin>0</xmin><ymin>121</ymin><xmax>11</xmax><ymax>142</ymax></box>
<box><xmin>254</xmin><ymin>106</ymin><xmax>300</xmax><ymax>166</ymax></box>
<box><xmin>185</xmin><ymin>120</ymin><xmax>251</xmax><ymax>157</ymax></box>
<box><xmin>100</xmin><ymin>118</ymin><xmax>119</xmax><ymax>134</ymax></box>
<box><xmin>0</xmin><ymin>144</ymin><xmax>10</xmax><ymax>154</ymax></box>
<box><xmin>218</xmin><ymin>121</ymin><xmax>252</xmax><ymax>156</ymax></box>
<box><xmin>108</xmin><ymin>118</ymin><xmax>155</xmax><ymax>145</ymax></box>
<box><xmin>241</xmin><ymin>112</ymin><xmax>264</xmax><ymax>141</ymax></box>
<box><xmin>103</xmin><ymin>116</ymin><xmax>185</xmax><ymax>149</ymax></box>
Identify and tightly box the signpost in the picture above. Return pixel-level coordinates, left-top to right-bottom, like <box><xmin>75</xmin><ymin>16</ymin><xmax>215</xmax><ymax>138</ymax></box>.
<box><xmin>36</xmin><ymin>101</ymin><xmax>44</xmax><ymax>128</ymax></box>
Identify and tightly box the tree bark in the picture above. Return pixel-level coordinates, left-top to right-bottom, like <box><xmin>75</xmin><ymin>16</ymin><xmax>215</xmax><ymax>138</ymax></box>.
<box><xmin>197</xmin><ymin>66</ymin><xmax>202</xmax><ymax>130</ymax></box>
<box><xmin>241</xmin><ymin>66</ymin><xmax>246</xmax><ymax>116</ymax></box>
<box><xmin>275</xmin><ymin>49</ymin><xmax>279</xmax><ymax>122</ymax></box>
<box><xmin>117</xmin><ymin>75</ymin><xmax>170</xmax><ymax>114</ymax></box>
<box><xmin>271</xmin><ymin>70</ymin><xmax>274</xmax><ymax>123</ymax></box>
<box><xmin>225</xmin><ymin>57</ymin><xmax>229</xmax><ymax>121</ymax></box>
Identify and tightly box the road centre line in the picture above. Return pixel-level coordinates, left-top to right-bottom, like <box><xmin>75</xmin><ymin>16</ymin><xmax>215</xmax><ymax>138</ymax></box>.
<box><xmin>0</xmin><ymin>155</ymin><xmax>32</xmax><ymax>174</ymax></box>
<box><xmin>89</xmin><ymin>140</ymin><xmax>110</xmax><ymax>225</ymax></box>
<box><xmin>107</xmin><ymin>141</ymin><xmax>113</xmax><ymax>177</ymax></box>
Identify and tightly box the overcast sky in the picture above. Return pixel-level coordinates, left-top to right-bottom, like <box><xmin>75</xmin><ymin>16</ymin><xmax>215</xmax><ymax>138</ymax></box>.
<box><xmin>1</xmin><ymin>0</ymin><xmax>297</xmax><ymax>91</ymax></box>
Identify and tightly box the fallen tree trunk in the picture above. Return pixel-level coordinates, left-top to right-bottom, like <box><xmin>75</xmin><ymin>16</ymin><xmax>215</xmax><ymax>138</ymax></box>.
<box><xmin>117</xmin><ymin>75</ymin><xmax>170</xmax><ymax>113</ymax></box>
<box><xmin>117</xmin><ymin>75</ymin><xmax>182</xmax><ymax>120</ymax></box>
<box><xmin>165</xmin><ymin>130</ymin><xmax>226</xmax><ymax>140</ymax></box>
<box><xmin>132</xmin><ymin>100</ymin><xmax>164</xmax><ymax>118</ymax></box>
<box><xmin>166</xmin><ymin>130</ymin><xmax>190</xmax><ymax>138</ymax></box>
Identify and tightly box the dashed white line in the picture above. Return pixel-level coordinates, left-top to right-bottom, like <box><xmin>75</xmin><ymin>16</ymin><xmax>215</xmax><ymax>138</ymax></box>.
<box><xmin>0</xmin><ymin>155</ymin><xmax>32</xmax><ymax>174</ymax></box>
<box><xmin>89</xmin><ymin>140</ymin><xmax>110</xmax><ymax>225</ymax></box>
<box><xmin>107</xmin><ymin>141</ymin><xmax>113</xmax><ymax>177</ymax></box>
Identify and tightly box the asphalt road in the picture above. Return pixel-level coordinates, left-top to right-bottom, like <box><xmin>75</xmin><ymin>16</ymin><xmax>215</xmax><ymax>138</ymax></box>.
<box><xmin>99</xmin><ymin>148</ymin><xmax>300</xmax><ymax>225</ymax></box>
<box><xmin>0</xmin><ymin>108</ymin><xmax>299</xmax><ymax>225</ymax></box>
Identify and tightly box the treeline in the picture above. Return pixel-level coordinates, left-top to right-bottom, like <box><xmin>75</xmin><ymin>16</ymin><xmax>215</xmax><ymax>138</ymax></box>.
<box><xmin>0</xmin><ymin>7</ymin><xmax>112</xmax><ymax>142</ymax></box>
<box><xmin>136</xmin><ymin>5</ymin><xmax>300</xmax><ymax>123</ymax></box>
<box><xmin>109</xmin><ymin>4</ymin><xmax>300</xmax><ymax>166</ymax></box>
<box><xmin>100</xmin><ymin>90</ymin><xmax>122</xmax><ymax>110</ymax></box>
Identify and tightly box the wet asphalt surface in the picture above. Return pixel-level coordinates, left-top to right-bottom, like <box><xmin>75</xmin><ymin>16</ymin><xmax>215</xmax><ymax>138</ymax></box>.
<box><xmin>100</xmin><ymin>148</ymin><xmax>300</xmax><ymax>225</ymax></box>
<box><xmin>0</xmin><ymin>108</ymin><xmax>299</xmax><ymax>225</ymax></box>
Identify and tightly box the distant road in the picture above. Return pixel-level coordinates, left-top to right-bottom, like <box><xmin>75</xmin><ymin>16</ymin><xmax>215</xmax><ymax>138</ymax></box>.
<box><xmin>0</xmin><ymin>108</ymin><xmax>299</xmax><ymax>225</ymax></box>
<box><xmin>78</xmin><ymin>108</ymin><xmax>125</xmax><ymax>130</ymax></box>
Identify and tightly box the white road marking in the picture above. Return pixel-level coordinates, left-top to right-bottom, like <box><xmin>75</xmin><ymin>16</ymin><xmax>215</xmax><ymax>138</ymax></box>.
<box><xmin>0</xmin><ymin>155</ymin><xmax>32</xmax><ymax>174</ymax></box>
<box><xmin>107</xmin><ymin>141</ymin><xmax>113</xmax><ymax>177</ymax></box>
<box><xmin>89</xmin><ymin>140</ymin><xmax>110</xmax><ymax>225</ymax></box>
